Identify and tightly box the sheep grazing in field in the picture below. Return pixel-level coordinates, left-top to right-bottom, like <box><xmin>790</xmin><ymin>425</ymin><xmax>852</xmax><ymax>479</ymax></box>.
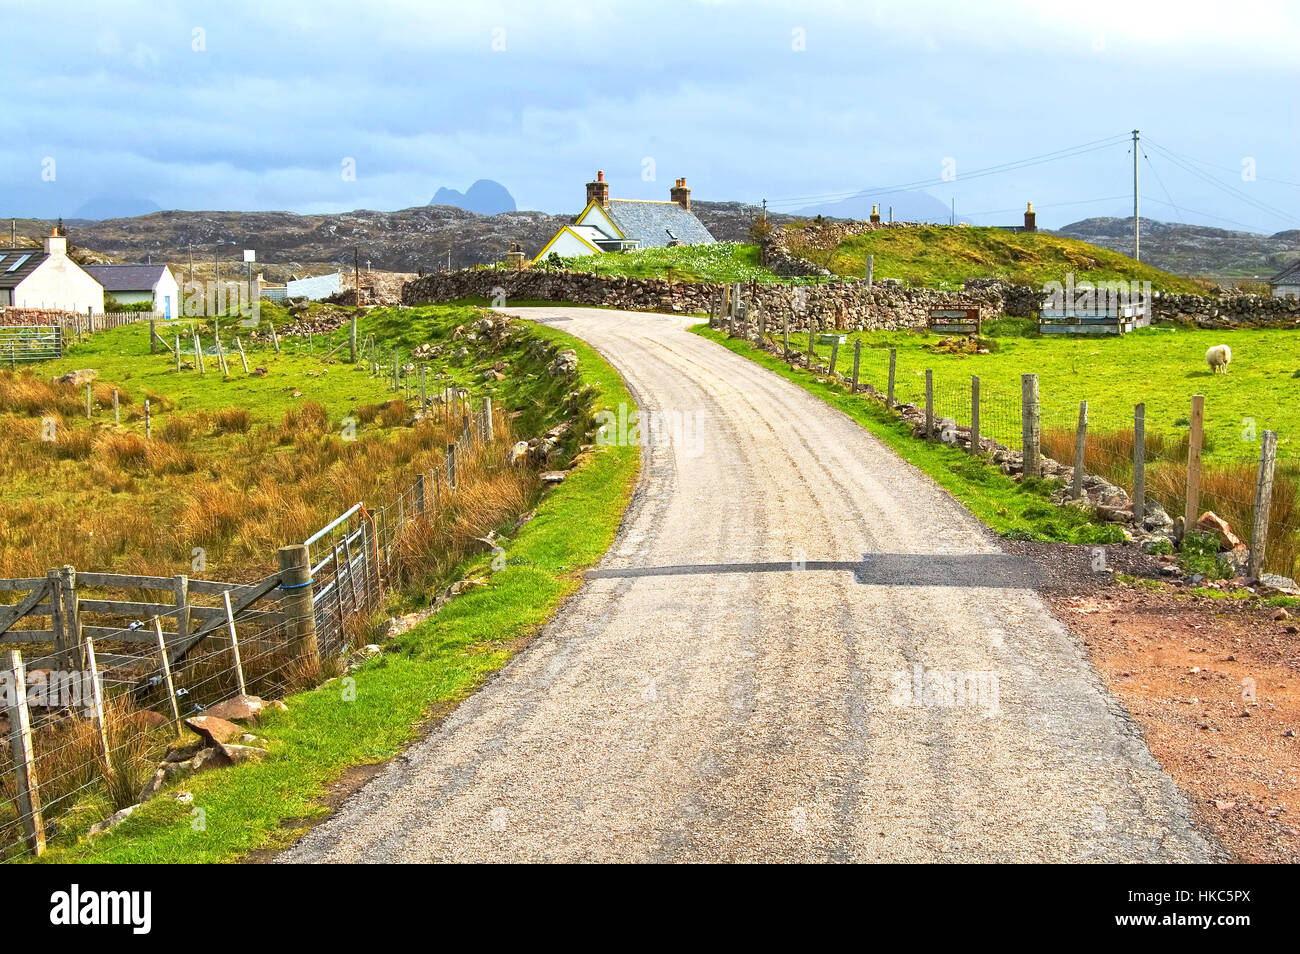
<box><xmin>1206</xmin><ymin>344</ymin><xmax>1232</xmax><ymax>374</ymax></box>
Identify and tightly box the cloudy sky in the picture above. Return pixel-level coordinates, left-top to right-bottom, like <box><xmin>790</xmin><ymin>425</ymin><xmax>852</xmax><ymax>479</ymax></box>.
<box><xmin>2</xmin><ymin>0</ymin><xmax>1296</xmax><ymax>230</ymax></box>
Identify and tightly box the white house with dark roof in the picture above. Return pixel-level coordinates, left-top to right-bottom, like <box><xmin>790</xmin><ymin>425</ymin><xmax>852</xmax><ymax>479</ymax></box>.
<box><xmin>1269</xmin><ymin>260</ymin><xmax>1300</xmax><ymax>299</ymax></box>
<box><xmin>83</xmin><ymin>263</ymin><xmax>180</xmax><ymax>318</ymax></box>
<box><xmin>533</xmin><ymin>171</ymin><xmax>716</xmax><ymax>263</ymax></box>
<box><xmin>0</xmin><ymin>229</ymin><xmax>103</xmax><ymax>313</ymax></box>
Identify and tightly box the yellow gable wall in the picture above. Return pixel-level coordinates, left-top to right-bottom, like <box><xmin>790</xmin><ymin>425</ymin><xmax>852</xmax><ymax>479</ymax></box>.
<box><xmin>575</xmin><ymin>202</ymin><xmax>623</xmax><ymax>239</ymax></box>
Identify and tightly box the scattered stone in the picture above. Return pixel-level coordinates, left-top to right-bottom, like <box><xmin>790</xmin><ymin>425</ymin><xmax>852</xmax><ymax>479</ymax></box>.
<box><xmin>184</xmin><ymin>715</ymin><xmax>243</xmax><ymax>746</ymax></box>
<box><xmin>539</xmin><ymin>470</ymin><xmax>568</xmax><ymax>485</ymax></box>
<box><xmin>53</xmin><ymin>369</ymin><xmax>97</xmax><ymax>388</ymax></box>
<box><xmin>88</xmin><ymin>803</ymin><xmax>139</xmax><ymax>838</ymax></box>
<box><xmin>1196</xmin><ymin>511</ymin><xmax>1245</xmax><ymax>551</ymax></box>
<box><xmin>217</xmin><ymin>743</ymin><xmax>269</xmax><ymax>764</ymax></box>
<box><xmin>202</xmin><ymin>694</ymin><xmax>264</xmax><ymax>724</ymax></box>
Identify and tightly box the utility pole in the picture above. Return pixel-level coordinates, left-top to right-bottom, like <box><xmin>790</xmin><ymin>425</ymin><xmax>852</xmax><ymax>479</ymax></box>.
<box><xmin>354</xmin><ymin>246</ymin><xmax>359</xmax><ymax>303</ymax></box>
<box><xmin>950</xmin><ymin>197</ymin><xmax>955</xmax><ymax>226</ymax></box>
<box><xmin>1132</xmin><ymin>129</ymin><xmax>1140</xmax><ymax>261</ymax></box>
<box><xmin>761</xmin><ymin>198</ymin><xmax>767</xmax><ymax>223</ymax></box>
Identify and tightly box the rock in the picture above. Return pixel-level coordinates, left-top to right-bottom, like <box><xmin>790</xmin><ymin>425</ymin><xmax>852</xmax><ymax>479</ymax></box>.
<box><xmin>88</xmin><ymin>803</ymin><xmax>139</xmax><ymax>838</ymax></box>
<box><xmin>202</xmin><ymin>694</ymin><xmax>264</xmax><ymax>724</ymax></box>
<box><xmin>1196</xmin><ymin>511</ymin><xmax>1245</xmax><ymax>551</ymax></box>
<box><xmin>539</xmin><ymin>470</ymin><xmax>567</xmax><ymax>485</ymax></box>
<box><xmin>184</xmin><ymin>715</ymin><xmax>243</xmax><ymax>746</ymax></box>
<box><xmin>217</xmin><ymin>743</ymin><xmax>269</xmax><ymax>764</ymax></box>
<box><xmin>508</xmin><ymin>440</ymin><xmax>529</xmax><ymax>466</ymax></box>
<box><xmin>53</xmin><ymin>369</ymin><xmax>97</xmax><ymax>388</ymax></box>
<box><xmin>548</xmin><ymin>349</ymin><xmax>579</xmax><ymax>380</ymax></box>
<box><xmin>1274</xmin><ymin>608</ymin><xmax>1291</xmax><ymax>621</ymax></box>
<box><xmin>265</xmin><ymin>699</ymin><xmax>288</xmax><ymax>712</ymax></box>
<box><xmin>1260</xmin><ymin>573</ymin><xmax>1300</xmax><ymax>595</ymax></box>
<box><xmin>190</xmin><ymin>746</ymin><xmax>233</xmax><ymax>771</ymax></box>
<box><xmin>1142</xmin><ymin>500</ymin><xmax>1174</xmax><ymax>534</ymax></box>
<box><xmin>130</xmin><ymin>709</ymin><xmax>169</xmax><ymax>731</ymax></box>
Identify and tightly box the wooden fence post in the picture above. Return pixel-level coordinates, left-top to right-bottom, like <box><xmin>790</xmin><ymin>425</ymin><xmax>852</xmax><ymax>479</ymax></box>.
<box><xmin>172</xmin><ymin>574</ymin><xmax>189</xmax><ymax>648</ymax></box>
<box><xmin>447</xmin><ymin>443</ymin><xmax>457</xmax><ymax>489</ymax></box>
<box><xmin>194</xmin><ymin>331</ymin><xmax>205</xmax><ymax>374</ymax></box>
<box><xmin>887</xmin><ymin>348</ymin><xmax>897</xmax><ymax>406</ymax></box>
<box><xmin>829</xmin><ymin>336</ymin><xmax>840</xmax><ymax>377</ymax></box>
<box><xmin>484</xmin><ymin>396</ymin><xmax>494</xmax><ymax>442</ymax></box>
<box><xmin>806</xmin><ymin>319</ymin><xmax>816</xmax><ymax>366</ymax></box>
<box><xmin>349</xmin><ymin>315</ymin><xmax>357</xmax><ymax>363</ymax></box>
<box><xmin>783</xmin><ymin>314</ymin><xmax>790</xmax><ymax>358</ymax></box>
<box><xmin>83</xmin><ymin>634</ymin><xmax>113</xmax><ymax>783</ymax></box>
<box><xmin>144</xmin><ymin>399</ymin><xmax>151</xmax><ymax>440</ymax></box>
<box><xmin>1249</xmin><ymin>430</ymin><xmax>1278</xmax><ymax>579</ymax></box>
<box><xmin>1021</xmin><ymin>373</ymin><xmax>1040</xmax><ymax>479</ymax></box>
<box><xmin>222</xmin><ymin>590</ymin><xmax>246</xmax><ymax>697</ymax></box>
<box><xmin>1133</xmin><ymin>403</ymin><xmax>1146</xmax><ymax>526</ymax></box>
<box><xmin>236</xmin><ymin>337</ymin><xmax>250</xmax><ymax>373</ymax></box>
<box><xmin>5</xmin><ymin>650</ymin><xmax>45</xmax><ymax>856</ymax></box>
<box><xmin>86</xmin><ymin>381</ymin><xmax>92</xmax><ymax>419</ymax></box>
<box><xmin>1072</xmin><ymin>400</ymin><xmax>1088</xmax><ymax>499</ymax></box>
<box><xmin>970</xmin><ymin>376</ymin><xmax>980</xmax><ymax>455</ymax></box>
<box><xmin>415</xmin><ymin>473</ymin><xmax>427</xmax><ymax>517</ymax></box>
<box><xmin>924</xmin><ymin>370</ymin><xmax>934</xmax><ymax>438</ymax></box>
<box><xmin>174</xmin><ymin>336</ymin><xmax>181</xmax><ymax>373</ymax></box>
<box><xmin>113</xmin><ymin>388</ymin><xmax>119</xmax><ymax>425</ymax></box>
<box><xmin>851</xmin><ymin>339</ymin><xmax>861</xmax><ymax>393</ymax></box>
<box><xmin>152</xmin><ymin>616</ymin><xmax>182</xmax><ymax>736</ymax></box>
<box><xmin>59</xmin><ymin>565</ymin><xmax>82</xmax><ymax>669</ymax></box>
<box><xmin>149</xmin><ymin>318</ymin><xmax>158</xmax><ymax>354</ymax></box>
<box><xmin>866</xmin><ymin>253</ymin><xmax>874</xmax><ymax>288</ymax></box>
<box><xmin>1184</xmin><ymin>394</ymin><xmax>1205</xmax><ymax>530</ymax></box>
<box><xmin>270</xmin><ymin>323</ymin><xmax>280</xmax><ymax>354</ymax></box>
<box><xmin>278</xmin><ymin>544</ymin><xmax>320</xmax><ymax>676</ymax></box>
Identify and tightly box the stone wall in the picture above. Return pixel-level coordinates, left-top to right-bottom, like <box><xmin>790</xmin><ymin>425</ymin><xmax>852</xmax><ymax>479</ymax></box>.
<box><xmin>0</xmin><ymin>306</ymin><xmax>81</xmax><ymax>327</ymax></box>
<box><xmin>401</xmin><ymin>268</ymin><xmax>1300</xmax><ymax>332</ymax></box>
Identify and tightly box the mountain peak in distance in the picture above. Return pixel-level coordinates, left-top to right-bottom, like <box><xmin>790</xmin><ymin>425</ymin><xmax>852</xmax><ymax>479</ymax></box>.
<box><xmin>429</xmin><ymin>179</ymin><xmax>516</xmax><ymax>216</ymax></box>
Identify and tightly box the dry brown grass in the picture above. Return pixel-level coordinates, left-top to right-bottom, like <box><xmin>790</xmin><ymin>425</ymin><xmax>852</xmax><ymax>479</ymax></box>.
<box><xmin>213</xmin><ymin>406</ymin><xmax>251</xmax><ymax>434</ymax></box>
<box><xmin>1044</xmin><ymin>425</ymin><xmax>1300</xmax><ymax>577</ymax></box>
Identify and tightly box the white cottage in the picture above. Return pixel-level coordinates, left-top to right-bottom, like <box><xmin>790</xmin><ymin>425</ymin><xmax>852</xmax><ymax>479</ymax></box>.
<box><xmin>1269</xmin><ymin>261</ymin><xmax>1300</xmax><ymax>299</ymax></box>
<box><xmin>0</xmin><ymin>229</ymin><xmax>104</xmax><ymax>313</ymax></box>
<box><xmin>533</xmin><ymin>171</ymin><xmax>716</xmax><ymax>263</ymax></box>
<box><xmin>84</xmin><ymin>263</ymin><xmax>181</xmax><ymax>318</ymax></box>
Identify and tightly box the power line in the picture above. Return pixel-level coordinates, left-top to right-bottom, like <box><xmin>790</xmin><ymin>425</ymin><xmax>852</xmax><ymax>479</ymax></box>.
<box><xmin>1144</xmin><ymin>138</ymin><xmax>1298</xmax><ymax>225</ymax></box>
<box><xmin>764</xmin><ymin>133</ymin><xmax>1131</xmax><ymax>209</ymax></box>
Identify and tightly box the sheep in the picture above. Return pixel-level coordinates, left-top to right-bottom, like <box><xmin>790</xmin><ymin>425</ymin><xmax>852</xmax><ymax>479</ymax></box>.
<box><xmin>1206</xmin><ymin>344</ymin><xmax>1232</xmax><ymax>374</ymax></box>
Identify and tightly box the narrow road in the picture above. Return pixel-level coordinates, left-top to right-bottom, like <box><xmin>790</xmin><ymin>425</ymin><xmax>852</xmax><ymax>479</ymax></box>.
<box><xmin>281</xmin><ymin>307</ymin><xmax>1216</xmax><ymax>863</ymax></box>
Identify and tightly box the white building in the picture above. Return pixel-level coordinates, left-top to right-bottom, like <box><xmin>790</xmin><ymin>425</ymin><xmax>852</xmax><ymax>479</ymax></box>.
<box><xmin>533</xmin><ymin>171</ymin><xmax>716</xmax><ymax>263</ymax></box>
<box><xmin>0</xmin><ymin>230</ymin><xmax>104</xmax><ymax>313</ymax></box>
<box><xmin>1269</xmin><ymin>261</ymin><xmax>1300</xmax><ymax>299</ymax></box>
<box><xmin>84</xmin><ymin>263</ymin><xmax>181</xmax><ymax>318</ymax></box>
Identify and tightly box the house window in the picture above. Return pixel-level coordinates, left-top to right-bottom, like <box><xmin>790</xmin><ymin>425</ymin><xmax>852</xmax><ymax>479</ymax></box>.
<box><xmin>6</xmin><ymin>254</ymin><xmax>31</xmax><ymax>272</ymax></box>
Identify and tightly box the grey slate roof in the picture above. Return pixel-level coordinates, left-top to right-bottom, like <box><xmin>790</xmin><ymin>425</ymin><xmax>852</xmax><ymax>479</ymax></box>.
<box><xmin>83</xmin><ymin>264</ymin><xmax>169</xmax><ymax>292</ymax></box>
<box><xmin>605</xmin><ymin>200</ymin><xmax>716</xmax><ymax>249</ymax></box>
<box><xmin>1269</xmin><ymin>260</ymin><xmax>1300</xmax><ymax>285</ymax></box>
<box><xmin>0</xmin><ymin>248</ymin><xmax>48</xmax><ymax>291</ymax></box>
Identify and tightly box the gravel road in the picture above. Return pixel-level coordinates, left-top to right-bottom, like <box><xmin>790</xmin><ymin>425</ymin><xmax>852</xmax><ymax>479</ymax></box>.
<box><xmin>280</xmin><ymin>306</ymin><xmax>1217</xmax><ymax>863</ymax></box>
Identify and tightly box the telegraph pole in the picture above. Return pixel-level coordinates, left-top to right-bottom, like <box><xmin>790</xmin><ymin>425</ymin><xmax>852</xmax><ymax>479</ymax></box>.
<box><xmin>1132</xmin><ymin>129</ymin><xmax>1140</xmax><ymax>261</ymax></box>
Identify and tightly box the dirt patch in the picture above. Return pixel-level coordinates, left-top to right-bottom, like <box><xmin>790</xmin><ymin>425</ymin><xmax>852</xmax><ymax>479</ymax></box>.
<box><xmin>1018</xmin><ymin>540</ymin><xmax>1300</xmax><ymax>862</ymax></box>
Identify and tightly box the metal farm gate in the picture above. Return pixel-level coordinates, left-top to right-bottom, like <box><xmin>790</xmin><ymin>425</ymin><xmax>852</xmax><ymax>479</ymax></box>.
<box><xmin>0</xmin><ymin>325</ymin><xmax>62</xmax><ymax>363</ymax></box>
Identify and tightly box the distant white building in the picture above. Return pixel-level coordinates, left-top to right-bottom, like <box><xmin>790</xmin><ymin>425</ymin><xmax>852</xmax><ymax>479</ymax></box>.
<box><xmin>84</xmin><ymin>263</ymin><xmax>180</xmax><ymax>318</ymax></box>
<box><xmin>286</xmin><ymin>272</ymin><xmax>343</xmax><ymax>300</ymax></box>
<box><xmin>1269</xmin><ymin>261</ymin><xmax>1300</xmax><ymax>299</ymax></box>
<box><xmin>0</xmin><ymin>230</ymin><xmax>104</xmax><ymax>313</ymax></box>
<box><xmin>533</xmin><ymin>170</ymin><xmax>716</xmax><ymax>263</ymax></box>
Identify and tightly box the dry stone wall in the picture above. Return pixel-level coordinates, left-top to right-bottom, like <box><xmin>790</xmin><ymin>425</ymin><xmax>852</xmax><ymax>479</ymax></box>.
<box><xmin>402</xmin><ymin>268</ymin><xmax>1300</xmax><ymax>331</ymax></box>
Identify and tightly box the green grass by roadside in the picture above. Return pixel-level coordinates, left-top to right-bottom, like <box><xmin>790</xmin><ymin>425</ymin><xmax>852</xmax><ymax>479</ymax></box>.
<box><xmin>691</xmin><ymin>325</ymin><xmax>1123</xmax><ymax>544</ymax></box>
<box><xmin>33</xmin><ymin>323</ymin><xmax>639</xmax><ymax>864</ymax></box>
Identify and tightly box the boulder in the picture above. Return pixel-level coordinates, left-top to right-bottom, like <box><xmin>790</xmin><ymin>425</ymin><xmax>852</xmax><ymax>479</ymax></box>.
<box><xmin>1196</xmin><ymin>511</ymin><xmax>1246</xmax><ymax>551</ymax></box>
<box><xmin>88</xmin><ymin>803</ymin><xmax>139</xmax><ymax>838</ymax></box>
<box><xmin>184</xmin><ymin>715</ymin><xmax>243</xmax><ymax>746</ymax></box>
<box><xmin>202</xmin><ymin>694</ymin><xmax>264</xmax><ymax>724</ymax></box>
<box><xmin>53</xmin><ymin>369</ymin><xmax>97</xmax><ymax>388</ymax></box>
<box><xmin>217</xmin><ymin>743</ymin><xmax>269</xmax><ymax>764</ymax></box>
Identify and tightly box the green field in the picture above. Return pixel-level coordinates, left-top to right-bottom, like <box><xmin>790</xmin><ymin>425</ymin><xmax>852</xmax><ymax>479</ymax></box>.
<box><xmin>543</xmin><ymin>241</ymin><xmax>798</xmax><ymax>283</ymax></box>
<box><xmin>801</xmin><ymin>321</ymin><xmax>1300</xmax><ymax>459</ymax></box>
<box><xmin>785</xmin><ymin>225</ymin><xmax>1207</xmax><ymax>293</ymax></box>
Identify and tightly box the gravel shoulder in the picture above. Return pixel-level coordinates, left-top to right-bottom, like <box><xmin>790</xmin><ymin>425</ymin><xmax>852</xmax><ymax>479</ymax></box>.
<box><xmin>279</xmin><ymin>307</ymin><xmax>1218</xmax><ymax>863</ymax></box>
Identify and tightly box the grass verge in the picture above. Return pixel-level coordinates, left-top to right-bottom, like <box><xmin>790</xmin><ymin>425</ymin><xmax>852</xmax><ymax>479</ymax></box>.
<box><xmin>32</xmin><ymin>323</ymin><xmax>639</xmax><ymax>864</ymax></box>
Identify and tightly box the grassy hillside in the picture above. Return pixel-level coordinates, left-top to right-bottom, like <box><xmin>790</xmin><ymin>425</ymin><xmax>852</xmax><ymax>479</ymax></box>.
<box><xmin>545</xmin><ymin>242</ymin><xmax>796</xmax><ymax>283</ymax></box>
<box><xmin>786</xmin><ymin>225</ymin><xmax>1208</xmax><ymax>293</ymax></box>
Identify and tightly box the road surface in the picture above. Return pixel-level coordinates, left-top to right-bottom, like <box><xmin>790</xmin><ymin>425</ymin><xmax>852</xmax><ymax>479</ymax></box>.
<box><xmin>280</xmin><ymin>306</ymin><xmax>1216</xmax><ymax>863</ymax></box>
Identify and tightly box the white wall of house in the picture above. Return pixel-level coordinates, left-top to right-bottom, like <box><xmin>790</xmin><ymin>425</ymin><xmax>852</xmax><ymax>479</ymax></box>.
<box><xmin>13</xmin><ymin>239</ymin><xmax>104</xmax><ymax>313</ymax></box>
<box><xmin>152</xmin><ymin>268</ymin><xmax>180</xmax><ymax>319</ymax></box>
<box><xmin>575</xmin><ymin>204</ymin><xmax>621</xmax><ymax>240</ymax></box>
<box><xmin>1273</xmin><ymin>283</ymin><xmax>1299</xmax><ymax>299</ymax></box>
<box><xmin>535</xmin><ymin>227</ymin><xmax>599</xmax><ymax>261</ymax></box>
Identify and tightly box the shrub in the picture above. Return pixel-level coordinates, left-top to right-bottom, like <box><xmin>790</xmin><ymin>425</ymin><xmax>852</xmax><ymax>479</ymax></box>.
<box><xmin>214</xmin><ymin>406</ymin><xmax>251</xmax><ymax>434</ymax></box>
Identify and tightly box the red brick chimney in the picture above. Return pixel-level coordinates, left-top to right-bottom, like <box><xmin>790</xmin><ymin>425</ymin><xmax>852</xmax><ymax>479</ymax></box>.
<box><xmin>1024</xmin><ymin>202</ymin><xmax>1037</xmax><ymax>232</ymax></box>
<box><xmin>670</xmin><ymin>177</ymin><xmax>691</xmax><ymax>211</ymax></box>
<box><xmin>586</xmin><ymin>170</ymin><xmax>610</xmax><ymax>209</ymax></box>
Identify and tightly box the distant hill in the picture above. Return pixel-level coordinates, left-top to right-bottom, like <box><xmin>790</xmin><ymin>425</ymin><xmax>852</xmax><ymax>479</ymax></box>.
<box><xmin>1054</xmin><ymin>216</ymin><xmax>1300</xmax><ymax>279</ymax></box>
<box><xmin>9</xmin><ymin>207</ymin><xmax>571</xmax><ymax>276</ymax></box>
<box><xmin>429</xmin><ymin>180</ymin><xmax>516</xmax><ymax>216</ymax></box>
<box><xmin>72</xmin><ymin>196</ymin><xmax>162</xmax><ymax>220</ymax></box>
